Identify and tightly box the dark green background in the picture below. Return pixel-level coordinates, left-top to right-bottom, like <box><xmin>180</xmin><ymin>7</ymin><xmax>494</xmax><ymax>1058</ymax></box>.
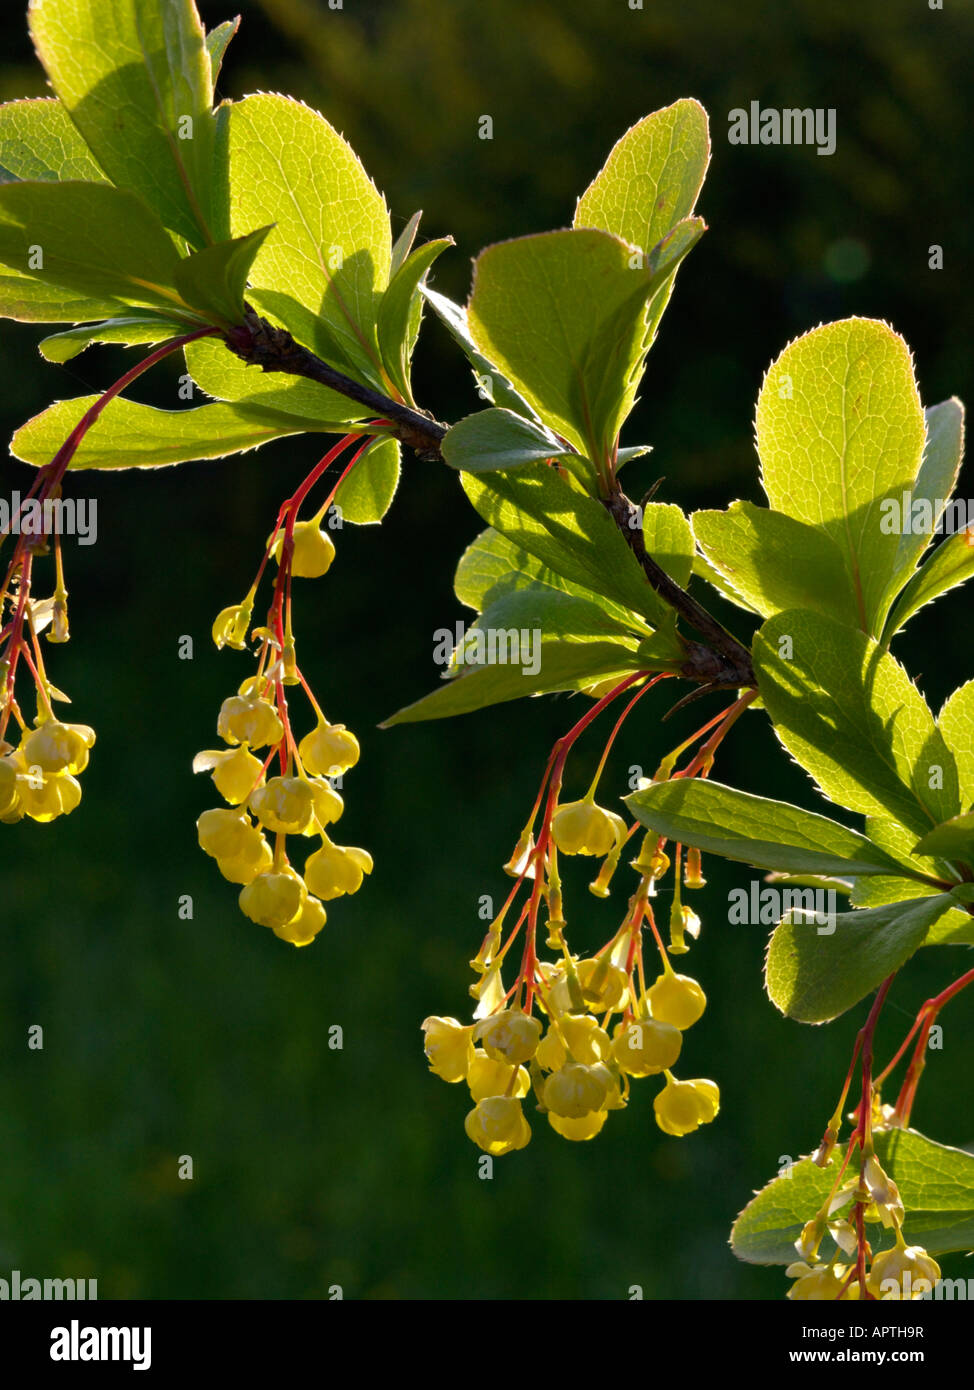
<box><xmin>1</xmin><ymin>0</ymin><xmax>972</xmax><ymax>1299</ymax></box>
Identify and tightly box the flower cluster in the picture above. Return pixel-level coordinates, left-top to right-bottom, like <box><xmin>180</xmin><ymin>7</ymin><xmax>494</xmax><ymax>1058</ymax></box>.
<box><xmin>1</xmin><ymin>483</ymin><xmax>94</xmax><ymax>824</ymax></box>
<box><xmin>195</xmin><ymin>435</ymin><xmax>376</xmax><ymax>944</ymax></box>
<box><xmin>422</xmin><ymin>676</ymin><xmax>749</xmax><ymax>1155</ymax></box>
<box><xmin>1</xmin><ymin>716</ymin><xmax>96</xmax><ymax>824</ymax></box>
<box><xmin>786</xmin><ymin>1144</ymin><xmax>942</xmax><ymax>1300</ymax></box>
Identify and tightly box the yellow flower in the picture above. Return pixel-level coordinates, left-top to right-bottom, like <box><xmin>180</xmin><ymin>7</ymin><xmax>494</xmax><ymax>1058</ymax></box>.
<box><xmin>238</xmin><ymin>868</ymin><xmax>308</xmax><ymax>929</ymax></box>
<box><xmin>270</xmin><ymin>521</ymin><xmax>336</xmax><ymax>578</ymax></box>
<box><xmin>299</xmin><ymin>721</ymin><xmax>360</xmax><ymax>777</ymax></box>
<box><xmin>197</xmin><ymin>808</ymin><xmax>261</xmax><ymax>861</ymax></box>
<box><xmin>786</xmin><ymin>1261</ymin><xmax>859</xmax><ymax>1300</ymax></box>
<box><xmin>212</xmin><ymin>601</ymin><xmax>253</xmax><ymax>651</ymax></box>
<box><xmin>0</xmin><ymin>757</ymin><xmax>18</xmax><ymax>815</ymax></box>
<box><xmin>464</xmin><ymin>1097</ymin><xmax>531</xmax><ymax>1155</ymax></box>
<box><xmin>646</xmin><ymin>971</ymin><xmax>707</xmax><ymax>1030</ymax></box>
<box><xmin>548</xmin><ymin>1110</ymin><xmax>608</xmax><ymax>1141</ymax></box>
<box><xmin>653</xmin><ymin>1077</ymin><xmax>720</xmax><ymax>1136</ymax></box>
<box><xmin>272</xmin><ymin>894</ymin><xmax>327</xmax><ymax>947</ymax></box>
<box><xmin>862</xmin><ymin>1153</ymin><xmax>905</xmax><ymax>1229</ymax></box>
<box><xmin>867</xmin><ymin>1240</ymin><xmax>940</xmax><ymax>1299</ymax></box>
<box><xmin>536</xmin><ymin>1015</ymin><xmax>611</xmax><ymax>1070</ymax></box>
<box><xmin>550</xmin><ymin>799</ymin><xmax>626</xmax><ymax>856</ymax></box>
<box><xmin>304</xmin><ymin>838</ymin><xmax>372</xmax><ymax>900</ymax></box>
<box><xmin>308</xmin><ymin>778</ymin><xmax>344</xmax><ymax>829</ymax></box>
<box><xmin>250</xmin><ymin>776</ymin><xmax>315</xmax><ymax>834</ymax></box>
<box><xmin>575</xmin><ymin>956</ymin><xmax>629</xmax><ymax>1011</ymax></box>
<box><xmin>473</xmin><ymin>1009</ymin><xmax>543</xmax><ymax>1064</ymax></box>
<box><xmin>217</xmin><ymin>696</ymin><xmax>283</xmax><ymax>749</ymax></box>
<box><xmin>17</xmin><ymin>765</ymin><xmax>82</xmax><ymax>822</ymax></box>
<box><xmin>421</xmin><ymin>1017</ymin><xmax>475</xmax><ymax>1083</ymax></box>
<box><xmin>22</xmin><ymin>720</ymin><xmax>95</xmax><ymax>775</ymax></box>
<box><xmin>466</xmin><ymin>1049</ymin><xmax>530</xmax><ymax>1102</ymax></box>
<box><xmin>543</xmin><ymin>1062</ymin><xmax>609</xmax><ymax>1118</ymax></box>
<box><xmin>216</xmin><ymin>835</ymin><xmax>273</xmax><ymax>885</ymax></box>
<box><xmin>611</xmin><ymin>1018</ymin><xmax>682</xmax><ymax>1077</ymax></box>
<box><xmin>193</xmin><ymin>747</ymin><xmax>264</xmax><ymax>805</ymax></box>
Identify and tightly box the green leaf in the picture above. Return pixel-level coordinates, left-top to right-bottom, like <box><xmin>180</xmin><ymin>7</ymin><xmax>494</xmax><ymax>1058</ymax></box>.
<box><xmin>692</xmin><ymin>501</ymin><xmax>858</xmax><ymax>623</ymax></box>
<box><xmin>332</xmin><ymin>436</ymin><xmax>399</xmax><ymax>524</ymax></box>
<box><xmin>226</xmin><ymin>93</ymin><xmax>390</xmax><ymax>386</ymax></box>
<box><xmin>421</xmin><ymin>285</ymin><xmax>539</xmax><ymax>420</ymax></box>
<box><xmin>575</xmin><ymin>98</ymin><xmax>710</xmax><ymax>256</ymax></box>
<box><xmin>184</xmin><ymin>336</ymin><xmax>368</xmax><ymax>427</ymax></box>
<box><xmin>643</xmin><ymin>502</ymin><xmax>694</xmax><ymax>590</ymax></box>
<box><xmin>0</xmin><ymin>264</ymin><xmax>119</xmax><ymax>323</ymax></box>
<box><xmin>765</xmin><ymin>893</ymin><xmax>958</xmax><ymax>1024</ymax></box>
<box><xmin>691</xmin><ymin>552</ymin><xmax>762</xmax><ymax>615</ymax></box>
<box><xmin>0</xmin><ymin>180</ymin><xmax>183</xmax><ymax>313</ymax></box>
<box><xmin>755</xmin><ymin>318</ymin><xmax>926</xmax><ymax>634</ymax></box>
<box><xmin>461</xmin><ymin>464</ymin><xmax>679</xmax><ymax>638</ymax></box>
<box><xmin>173</xmin><ymin>227</ymin><xmax>271</xmax><ymax>328</ymax></box>
<box><xmin>614</xmin><ymin>443</ymin><xmax>653</xmax><ymax>472</ymax></box>
<box><xmin>11</xmin><ymin>394</ymin><xmax>324</xmax><ymax>470</ymax></box>
<box><xmin>453</xmin><ymin>525</ymin><xmax>650</xmax><ymax>635</ymax></box>
<box><xmin>382</xmin><ymin>636</ymin><xmax>644</xmax><ymax>727</ymax></box>
<box><xmin>38</xmin><ymin>314</ymin><xmax>193</xmax><ymax>362</ymax></box>
<box><xmin>913</xmin><ymin>813</ymin><xmax>974</xmax><ymax>866</ymax></box>
<box><xmin>390</xmin><ymin>210</ymin><xmax>422</xmax><ymax>277</ymax></box>
<box><xmin>442</xmin><ymin>408</ymin><xmax>571</xmax><ymax>473</ymax></box>
<box><xmin>847</xmin><ymin>816</ymin><xmax>974</xmax><ymax>943</ymax></box>
<box><xmin>455</xmin><ymin>585</ymin><xmax>645</xmax><ymax>658</ymax></box>
<box><xmin>732</xmin><ymin>1127</ymin><xmax>974</xmax><ymax>1265</ymax></box>
<box><xmin>205</xmin><ymin>17</ymin><xmax>239</xmax><ymax>87</ymax></box>
<box><xmin>754</xmin><ymin>610</ymin><xmax>960</xmax><ymax>838</ymax></box>
<box><xmin>880</xmin><ymin>398</ymin><xmax>966</xmax><ymax>615</ymax></box>
<box><xmin>882</xmin><ymin>528</ymin><xmax>974</xmax><ymax>645</ymax></box>
<box><xmin>30</xmin><ymin>0</ymin><xmax>220</xmax><ymax>246</ymax></box>
<box><xmin>467</xmin><ymin>228</ymin><xmax>678</xmax><ymax>463</ymax></box>
<box><xmin>0</xmin><ymin>97</ymin><xmax>108</xmax><ymax>182</ymax></box>
<box><xmin>376</xmin><ymin>235</ymin><xmax>452</xmax><ymax>401</ymax></box>
<box><xmin>625</xmin><ymin>778</ymin><xmax>923</xmax><ymax>880</ymax></box>
<box><xmin>940</xmin><ymin>682</ymin><xmax>974</xmax><ymax>810</ymax></box>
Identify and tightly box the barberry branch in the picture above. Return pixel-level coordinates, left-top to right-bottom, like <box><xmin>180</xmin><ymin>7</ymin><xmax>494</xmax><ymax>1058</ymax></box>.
<box><xmin>224</xmin><ymin>309</ymin><xmax>448</xmax><ymax>461</ymax></box>
<box><xmin>220</xmin><ymin>311</ymin><xmax>756</xmax><ymax>689</ymax></box>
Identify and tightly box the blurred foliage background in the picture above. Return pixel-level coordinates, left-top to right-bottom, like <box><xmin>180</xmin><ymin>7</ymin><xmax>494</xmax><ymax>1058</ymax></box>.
<box><xmin>1</xmin><ymin>0</ymin><xmax>973</xmax><ymax>1300</ymax></box>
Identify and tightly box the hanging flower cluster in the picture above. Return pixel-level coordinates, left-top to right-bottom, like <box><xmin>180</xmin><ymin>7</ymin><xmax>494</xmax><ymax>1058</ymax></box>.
<box><xmin>423</xmin><ymin>674</ymin><xmax>756</xmax><ymax>1154</ymax></box>
<box><xmin>195</xmin><ymin>433</ymin><xmax>381</xmax><ymax>946</ymax></box>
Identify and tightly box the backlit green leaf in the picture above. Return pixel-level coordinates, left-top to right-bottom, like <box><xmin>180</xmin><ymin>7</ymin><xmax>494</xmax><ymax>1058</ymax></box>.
<box><xmin>755</xmin><ymin>318</ymin><xmax>925</xmax><ymax>634</ymax></box>
<box><xmin>765</xmin><ymin>893</ymin><xmax>958</xmax><ymax>1023</ymax></box>
<box><xmin>754</xmin><ymin>610</ymin><xmax>960</xmax><ymax>838</ymax></box>
<box><xmin>11</xmin><ymin>394</ymin><xmax>324</xmax><ymax>469</ymax></box>
<box><xmin>29</xmin><ymin>0</ymin><xmax>221</xmax><ymax>245</ymax></box>
<box><xmin>226</xmin><ymin>93</ymin><xmax>390</xmax><ymax>386</ymax></box>
<box><xmin>625</xmin><ymin>778</ymin><xmax>923</xmax><ymax>880</ymax></box>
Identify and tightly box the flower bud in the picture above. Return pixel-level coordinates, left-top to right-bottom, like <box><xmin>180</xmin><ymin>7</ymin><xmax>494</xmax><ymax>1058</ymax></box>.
<box><xmin>299</xmin><ymin>721</ymin><xmax>360</xmax><ymax>777</ymax></box>
<box><xmin>421</xmin><ymin>1017</ymin><xmax>475</xmax><ymax>1083</ymax></box>
<box><xmin>474</xmin><ymin>1009</ymin><xmax>543</xmax><ymax>1065</ymax></box>
<box><xmin>238</xmin><ymin>868</ymin><xmax>307</xmax><ymax>929</ymax></box>
<box><xmin>612</xmin><ymin>1019</ymin><xmax>682</xmax><ymax>1077</ymax></box>
<box><xmin>464</xmin><ymin>1097</ymin><xmax>531</xmax><ymax>1155</ymax></box>
<box><xmin>551</xmin><ymin>799</ymin><xmax>625</xmax><ymax>856</ymax></box>
<box><xmin>646</xmin><ymin>972</ymin><xmax>707</xmax><ymax>1030</ymax></box>
<box><xmin>653</xmin><ymin>1077</ymin><xmax>720</xmax><ymax>1136</ymax></box>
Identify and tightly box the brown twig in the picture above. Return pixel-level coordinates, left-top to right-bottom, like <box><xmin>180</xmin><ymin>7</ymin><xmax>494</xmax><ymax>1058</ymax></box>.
<box><xmin>219</xmin><ymin>313</ymin><xmax>756</xmax><ymax>687</ymax></box>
